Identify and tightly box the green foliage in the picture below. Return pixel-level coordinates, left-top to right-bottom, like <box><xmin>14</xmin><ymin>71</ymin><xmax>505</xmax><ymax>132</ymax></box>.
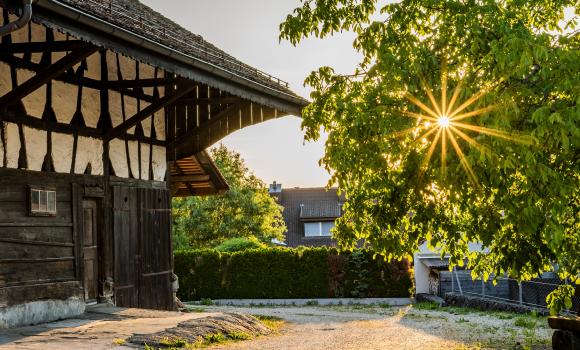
<box><xmin>214</xmin><ymin>237</ymin><xmax>267</xmax><ymax>252</ymax></box>
<box><xmin>172</xmin><ymin>144</ymin><xmax>286</xmax><ymax>249</ymax></box>
<box><xmin>174</xmin><ymin>247</ymin><xmax>412</xmax><ymax>300</ymax></box>
<box><xmin>280</xmin><ymin>1</ymin><xmax>580</xmax><ymax>314</ymax></box>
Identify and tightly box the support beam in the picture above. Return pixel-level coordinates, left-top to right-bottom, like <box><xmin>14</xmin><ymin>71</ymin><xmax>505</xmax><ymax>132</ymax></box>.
<box><xmin>0</xmin><ymin>55</ymin><xmax>157</xmax><ymax>103</ymax></box>
<box><xmin>171</xmin><ymin>174</ymin><xmax>210</xmax><ymax>182</ymax></box>
<box><xmin>1</xmin><ymin>110</ymin><xmax>165</xmax><ymax>146</ymax></box>
<box><xmin>167</xmin><ymin>103</ymin><xmax>240</xmax><ymax>150</ymax></box>
<box><xmin>104</xmin><ymin>84</ymin><xmax>196</xmax><ymax>141</ymax></box>
<box><xmin>0</xmin><ymin>45</ymin><xmax>98</xmax><ymax>109</ymax></box>
<box><xmin>0</xmin><ymin>40</ymin><xmax>90</xmax><ymax>53</ymax></box>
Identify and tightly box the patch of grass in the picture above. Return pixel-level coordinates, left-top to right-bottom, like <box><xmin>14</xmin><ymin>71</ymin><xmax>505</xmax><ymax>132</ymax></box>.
<box><xmin>113</xmin><ymin>338</ymin><xmax>126</xmax><ymax>346</ymax></box>
<box><xmin>253</xmin><ymin>315</ymin><xmax>285</xmax><ymax>331</ymax></box>
<box><xmin>413</xmin><ymin>301</ymin><xmax>440</xmax><ymax>310</ymax></box>
<box><xmin>204</xmin><ymin>332</ymin><xmax>226</xmax><ymax>344</ymax></box>
<box><xmin>199</xmin><ymin>298</ymin><xmax>213</xmax><ymax>306</ymax></box>
<box><xmin>305</xmin><ymin>300</ymin><xmax>319</xmax><ymax>306</ymax></box>
<box><xmin>456</xmin><ymin>317</ymin><xmax>470</xmax><ymax>323</ymax></box>
<box><xmin>160</xmin><ymin>336</ymin><xmax>190</xmax><ymax>348</ymax></box>
<box><xmin>514</xmin><ymin>316</ymin><xmax>537</xmax><ymax>329</ymax></box>
<box><xmin>229</xmin><ymin>331</ymin><xmax>252</xmax><ymax>340</ymax></box>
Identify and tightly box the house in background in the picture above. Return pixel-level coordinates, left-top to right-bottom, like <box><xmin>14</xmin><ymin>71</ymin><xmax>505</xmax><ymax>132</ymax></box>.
<box><xmin>269</xmin><ymin>182</ymin><xmax>343</xmax><ymax>247</ymax></box>
<box><xmin>0</xmin><ymin>0</ymin><xmax>305</xmax><ymax>328</ymax></box>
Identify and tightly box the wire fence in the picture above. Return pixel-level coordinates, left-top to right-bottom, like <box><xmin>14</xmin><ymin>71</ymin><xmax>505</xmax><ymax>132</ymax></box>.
<box><xmin>440</xmin><ymin>269</ymin><xmax>579</xmax><ymax>315</ymax></box>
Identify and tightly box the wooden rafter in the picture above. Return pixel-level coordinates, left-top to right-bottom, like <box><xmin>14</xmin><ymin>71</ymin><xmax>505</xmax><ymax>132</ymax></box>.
<box><xmin>167</xmin><ymin>103</ymin><xmax>241</xmax><ymax>150</ymax></box>
<box><xmin>0</xmin><ymin>45</ymin><xmax>98</xmax><ymax>109</ymax></box>
<box><xmin>176</xmin><ymin>96</ymin><xmax>243</xmax><ymax>105</ymax></box>
<box><xmin>0</xmin><ymin>40</ymin><xmax>90</xmax><ymax>54</ymax></box>
<box><xmin>171</xmin><ymin>174</ymin><xmax>210</xmax><ymax>182</ymax></box>
<box><xmin>172</xmin><ymin>161</ymin><xmax>197</xmax><ymax>196</ymax></box>
<box><xmin>104</xmin><ymin>84</ymin><xmax>196</xmax><ymax>142</ymax></box>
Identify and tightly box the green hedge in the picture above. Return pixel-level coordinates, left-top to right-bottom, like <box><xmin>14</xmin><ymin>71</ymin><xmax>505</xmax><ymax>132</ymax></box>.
<box><xmin>174</xmin><ymin>247</ymin><xmax>413</xmax><ymax>300</ymax></box>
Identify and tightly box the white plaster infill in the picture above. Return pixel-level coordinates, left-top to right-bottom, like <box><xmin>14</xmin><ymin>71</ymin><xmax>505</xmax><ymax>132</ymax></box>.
<box><xmin>191</xmin><ymin>298</ymin><xmax>413</xmax><ymax>307</ymax></box>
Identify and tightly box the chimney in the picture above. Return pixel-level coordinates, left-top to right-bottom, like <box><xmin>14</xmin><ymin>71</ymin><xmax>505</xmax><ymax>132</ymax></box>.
<box><xmin>269</xmin><ymin>181</ymin><xmax>282</xmax><ymax>200</ymax></box>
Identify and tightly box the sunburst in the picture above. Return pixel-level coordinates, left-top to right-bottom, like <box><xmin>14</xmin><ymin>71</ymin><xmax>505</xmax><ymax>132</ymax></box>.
<box><xmin>394</xmin><ymin>69</ymin><xmax>529</xmax><ymax>186</ymax></box>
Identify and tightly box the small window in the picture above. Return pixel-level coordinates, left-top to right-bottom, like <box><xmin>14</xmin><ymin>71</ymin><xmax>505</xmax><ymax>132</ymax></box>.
<box><xmin>29</xmin><ymin>187</ymin><xmax>57</xmax><ymax>216</ymax></box>
<box><xmin>304</xmin><ymin>221</ymin><xmax>334</xmax><ymax>237</ymax></box>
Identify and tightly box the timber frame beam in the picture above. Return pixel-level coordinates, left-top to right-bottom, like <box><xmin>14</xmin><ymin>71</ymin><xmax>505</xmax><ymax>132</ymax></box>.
<box><xmin>0</xmin><ymin>44</ymin><xmax>98</xmax><ymax>109</ymax></box>
<box><xmin>104</xmin><ymin>84</ymin><xmax>196</xmax><ymax>142</ymax></box>
<box><xmin>167</xmin><ymin>102</ymin><xmax>242</xmax><ymax>151</ymax></box>
<box><xmin>0</xmin><ymin>40</ymin><xmax>89</xmax><ymax>53</ymax></box>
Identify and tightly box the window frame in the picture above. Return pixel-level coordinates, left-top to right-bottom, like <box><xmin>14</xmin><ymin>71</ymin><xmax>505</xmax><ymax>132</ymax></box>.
<box><xmin>304</xmin><ymin>221</ymin><xmax>334</xmax><ymax>237</ymax></box>
<box><xmin>28</xmin><ymin>186</ymin><xmax>57</xmax><ymax>217</ymax></box>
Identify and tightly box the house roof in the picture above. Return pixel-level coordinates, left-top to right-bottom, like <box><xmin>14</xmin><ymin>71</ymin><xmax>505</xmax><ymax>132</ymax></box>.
<box><xmin>419</xmin><ymin>257</ymin><xmax>450</xmax><ymax>270</ymax></box>
<box><xmin>30</xmin><ymin>0</ymin><xmax>308</xmax><ymax>114</ymax></box>
<box><xmin>300</xmin><ymin>200</ymin><xmax>342</xmax><ymax>219</ymax></box>
<box><xmin>274</xmin><ymin>187</ymin><xmax>343</xmax><ymax>247</ymax></box>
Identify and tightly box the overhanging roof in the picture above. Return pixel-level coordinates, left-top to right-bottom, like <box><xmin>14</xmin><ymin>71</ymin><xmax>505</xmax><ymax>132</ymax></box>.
<box><xmin>29</xmin><ymin>0</ymin><xmax>308</xmax><ymax>115</ymax></box>
<box><xmin>170</xmin><ymin>151</ymin><xmax>228</xmax><ymax>197</ymax></box>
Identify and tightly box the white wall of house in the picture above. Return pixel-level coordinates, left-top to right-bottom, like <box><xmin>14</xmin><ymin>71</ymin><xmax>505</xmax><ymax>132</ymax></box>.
<box><xmin>414</xmin><ymin>241</ymin><xmax>485</xmax><ymax>295</ymax></box>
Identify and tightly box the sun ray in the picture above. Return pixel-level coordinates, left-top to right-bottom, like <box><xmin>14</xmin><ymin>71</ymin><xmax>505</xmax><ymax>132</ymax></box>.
<box><xmin>449</xmin><ymin>125</ymin><xmax>492</xmax><ymax>156</ymax></box>
<box><xmin>450</xmin><ymin>105</ymin><xmax>497</xmax><ymax>122</ymax></box>
<box><xmin>445</xmin><ymin>80</ymin><xmax>463</xmax><ymax>116</ymax></box>
<box><xmin>441</xmin><ymin>60</ymin><xmax>447</xmax><ymax>118</ymax></box>
<box><xmin>402</xmin><ymin>110</ymin><xmax>438</xmax><ymax>122</ymax></box>
<box><xmin>441</xmin><ymin>126</ymin><xmax>447</xmax><ymax>179</ymax></box>
<box><xmin>447</xmin><ymin>89</ymin><xmax>488</xmax><ymax>119</ymax></box>
<box><xmin>446</xmin><ymin>128</ymin><xmax>479</xmax><ymax>186</ymax></box>
<box><xmin>452</xmin><ymin>121</ymin><xmax>531</xmax><ymax>144</ymax></box>
<box><xmin>418</xmin><ymin>128</ymin><xmax>443</xmax><ymax>180</ymax></box>
<box><xmin>405</xmin><ymin>93</ymin><xmax>440</xmax><ymax>119</ymax></box>
<box><xmin>420</xmin><ymin>78</ymin><xmax>443</xmax><ymax>117</ymax></box>
<box><xmin>393</xmin><ymin>65</ymin><xmax>528</xmax><ymax>184</ymax></box>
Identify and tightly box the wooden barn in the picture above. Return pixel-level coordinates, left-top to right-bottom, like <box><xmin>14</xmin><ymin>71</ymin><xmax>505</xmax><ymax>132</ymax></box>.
<box><xmin>0</xmin><ymin>0</ymin><xmax>306</xmax><ymax>328</ymax></box>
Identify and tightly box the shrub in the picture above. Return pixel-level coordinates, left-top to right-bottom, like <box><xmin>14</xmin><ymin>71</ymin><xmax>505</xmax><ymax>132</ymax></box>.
<box><xmin>174</xmin><ymin>247</ymin><xmax>413</xmax><ymax>301</ymax></box>
<box><xmin>214</xmin><ymin>237</ymin><xmax>267</xmax><ymax>252</ymax></box>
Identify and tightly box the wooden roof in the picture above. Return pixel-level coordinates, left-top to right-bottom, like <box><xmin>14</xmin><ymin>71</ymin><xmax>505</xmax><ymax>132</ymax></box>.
<box><xmin>30</xmin><ymin>0</ymin><xmax>308</xmax><ymax>114</ymax></box>
<box><xmin>170</xmin><ymin>151</ymin><xmax>228</xmax><ymax>197</ymax></box>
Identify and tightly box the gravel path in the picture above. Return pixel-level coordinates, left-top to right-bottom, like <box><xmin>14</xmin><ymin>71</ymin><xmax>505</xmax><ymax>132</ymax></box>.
<box><xmin>198</xmin><ymin>305</ymin><xmax>552</xmax><ymax>350</ymax></box>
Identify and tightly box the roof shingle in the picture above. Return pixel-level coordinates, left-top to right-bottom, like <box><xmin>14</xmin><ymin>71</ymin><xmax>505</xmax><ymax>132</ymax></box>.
<box><xmin>56</xmin><ymin>0</ymin><xmax>297</xmax><ymax>97</ymax></box>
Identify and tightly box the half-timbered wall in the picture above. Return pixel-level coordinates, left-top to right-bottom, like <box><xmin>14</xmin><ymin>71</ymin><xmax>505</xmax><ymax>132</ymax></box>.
<box><xmin>0</xmin><ymin>13</ymin><xmax>167</xmax><ymax>180</ymax></box>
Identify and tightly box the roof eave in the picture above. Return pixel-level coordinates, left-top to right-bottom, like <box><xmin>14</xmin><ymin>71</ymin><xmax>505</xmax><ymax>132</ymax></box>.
<box><xmin>33</xmin><ymin>0</ymin><xmax>309</xmax><ymax>115</ymax></box>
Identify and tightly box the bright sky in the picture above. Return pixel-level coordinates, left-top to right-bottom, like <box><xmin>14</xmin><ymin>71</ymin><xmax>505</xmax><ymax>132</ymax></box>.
<box><xmin>140</xmin><ymin>0</ymin><xmax>361</xmax><ymax>188</ymax></box>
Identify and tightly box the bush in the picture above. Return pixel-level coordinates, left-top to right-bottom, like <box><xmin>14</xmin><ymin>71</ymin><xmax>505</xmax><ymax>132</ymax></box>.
<box><xmin>214</xmin><ymin>237</ymin><xmax>266</xmax><ymax>252</ymax></box>
<box><xmin>174</xmin><ymin>247</ymin><xmax>413</xmax><ymax>300</ymax></box>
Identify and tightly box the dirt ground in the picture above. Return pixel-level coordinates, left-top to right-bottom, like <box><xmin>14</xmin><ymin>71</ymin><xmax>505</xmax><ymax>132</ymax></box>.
<box><xmin>200</xmin><ymin>304</ymin><xmax>552</xmax><ymax>350</ymax></box>
<box><xmin>0</xmin><ymin>304</ymin><xmax>552</xmax><ymax>349</ymax></box>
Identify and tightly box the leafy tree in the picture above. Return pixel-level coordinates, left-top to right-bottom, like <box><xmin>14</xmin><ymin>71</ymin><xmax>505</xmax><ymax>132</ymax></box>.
<box><xmin>281</xmin><ymin>0</ymin><xmax>579</xmax><ymax>313</ymax></box>
<box><xmin>173</xmin><ymin>144</ymin><xmax>286</xmax><ymax>249</ymax></box>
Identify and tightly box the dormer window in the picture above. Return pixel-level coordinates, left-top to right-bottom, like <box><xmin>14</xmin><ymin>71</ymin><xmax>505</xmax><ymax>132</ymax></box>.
<box><xmin>29</xmin><ymin>187</ymin><xmax>57</xmax><ymax>216</ymax></box>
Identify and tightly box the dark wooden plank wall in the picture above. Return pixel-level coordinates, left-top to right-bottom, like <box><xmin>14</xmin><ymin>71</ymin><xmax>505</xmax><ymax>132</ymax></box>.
<box><xmin>0</xmin><ymin>169</ymin><xmax>87</xmax><ymax>307</ymax></box>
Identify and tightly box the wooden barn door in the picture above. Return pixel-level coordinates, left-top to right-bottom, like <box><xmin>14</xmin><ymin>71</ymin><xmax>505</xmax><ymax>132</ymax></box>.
<box><xmin>113</xmin><ymin>186</ymin><xmax>173</xmax><ymax>310</ymax></box>
<box><xmin>113</xmin><ymin>186</ymin><xmax>139</xmax><ymax>307</ymax></box>
<box><xmin>138</xmin><ymin>188</ymin><xmax>173</xmax><ymax>310</ymax></box>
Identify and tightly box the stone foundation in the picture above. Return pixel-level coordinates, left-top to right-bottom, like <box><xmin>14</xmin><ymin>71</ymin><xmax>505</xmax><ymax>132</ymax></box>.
<box><xmin>0</xmin><ymin>297</ymin><xmax>85</xmax><ymax>329</ymax></box>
